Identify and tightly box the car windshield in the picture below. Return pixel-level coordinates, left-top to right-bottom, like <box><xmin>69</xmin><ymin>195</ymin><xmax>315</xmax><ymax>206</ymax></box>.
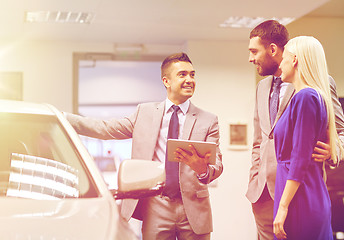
<box><xmin>0</xmin><ymin>112</ymin><xmax>99</xmax><ymax>199</ymax></box>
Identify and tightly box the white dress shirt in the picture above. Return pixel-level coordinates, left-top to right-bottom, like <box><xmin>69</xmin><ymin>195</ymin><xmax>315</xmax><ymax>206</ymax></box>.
<box><xmin>153</xmin><ymin>98</ymin><xmax>190</xmax><ymax>164</ymax></box>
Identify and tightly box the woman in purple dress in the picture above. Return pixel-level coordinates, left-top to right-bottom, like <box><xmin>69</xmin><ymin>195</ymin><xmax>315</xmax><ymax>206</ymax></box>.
<box><xmin>273</xmin><ymin>36</ymin><xmax>344</xmax><ymax>239</ymax></box>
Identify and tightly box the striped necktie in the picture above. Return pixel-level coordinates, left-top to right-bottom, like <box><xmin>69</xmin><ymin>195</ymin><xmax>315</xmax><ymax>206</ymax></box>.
<box><xmin>270</xmin><ymin>77</ymin><xmax>282</xmax><ymax>126</ymax></box>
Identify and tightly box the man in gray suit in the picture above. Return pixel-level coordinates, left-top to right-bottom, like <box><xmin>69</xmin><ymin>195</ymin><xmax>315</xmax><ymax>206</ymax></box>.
<box><xmin>66</xmin><ymin>52</ymin><xmax>223</xmax><ymax>240</ymax></box>
<box><xmin>246</xmin><ymin>20</ymin><xmax>344</xmax><ymax>240</ymax></box>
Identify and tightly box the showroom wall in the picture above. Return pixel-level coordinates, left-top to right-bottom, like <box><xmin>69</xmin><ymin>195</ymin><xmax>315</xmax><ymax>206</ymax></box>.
<box><xmin>187</xmin><ymin>40</ymin><xmax>257</xmax><ymax>239</ymax></box>
<box><xmin>288</xmin><ymin>17</ymin><xmax>344</xmax><ymax>96</ymax></box>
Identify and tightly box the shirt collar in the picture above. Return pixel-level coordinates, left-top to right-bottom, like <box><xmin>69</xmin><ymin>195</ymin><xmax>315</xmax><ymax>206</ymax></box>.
<box><xmin>165</xmin><ymin>98</ymin><xmax>190</xmax><ymax>115</ymax></box>
<box><xmin>273</xmin><ymin>75</ymin><xmax>281</xmax><ymax>82</ymax></box>
<box><xmin>273</xmin><ymin>75</ymin><xmax>288</xmax><ymax>87</ymax></box>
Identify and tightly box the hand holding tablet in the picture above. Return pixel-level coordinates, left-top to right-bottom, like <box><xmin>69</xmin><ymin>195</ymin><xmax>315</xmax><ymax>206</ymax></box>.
<box><xmin>167</xmin><ymin>139</ymin><xmax>216</xmax><ymax>165</ymax></box>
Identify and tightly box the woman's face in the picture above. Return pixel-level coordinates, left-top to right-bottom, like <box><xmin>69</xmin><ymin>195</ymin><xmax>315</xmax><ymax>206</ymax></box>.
<box><xmin>280</xmin><ymin>49</ymin><xmax>296</xmax><ymax>84</ymax></box>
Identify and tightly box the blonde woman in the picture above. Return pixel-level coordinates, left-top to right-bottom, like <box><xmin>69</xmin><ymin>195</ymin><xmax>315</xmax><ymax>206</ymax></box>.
<box><xmin>273</xmin><ymin>36</ymin><xmax>343</xmax><ymax>239</ymax></box>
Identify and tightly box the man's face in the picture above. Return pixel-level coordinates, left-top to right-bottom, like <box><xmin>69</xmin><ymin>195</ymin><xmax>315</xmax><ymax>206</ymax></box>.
<box><xmin>163</xmin><ymin>61</ymin><xmax>195</xmax><ymax>105</ymax></box>
<box><xmin>248</xmin><ymin>36</ymin><xmax>280</xmax><ymax>76</ymax></box>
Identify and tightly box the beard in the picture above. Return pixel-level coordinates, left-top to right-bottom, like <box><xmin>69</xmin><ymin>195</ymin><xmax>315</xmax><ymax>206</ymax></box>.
<box><xmin>258</xmin><ymin>56</ymin><xmax>279</xmax><ymax>76</ymax></box>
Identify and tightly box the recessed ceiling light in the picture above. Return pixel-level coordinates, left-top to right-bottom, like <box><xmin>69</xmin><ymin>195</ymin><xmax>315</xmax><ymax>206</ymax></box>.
<box><xmin>25</xmin><ymin>11</ymin><xmax>95</xmax><ymax>24</ymax></box>
<box><xmin>219</xmin><ymin>16</ymin><xmax>295</xmax><ymax>28</ymax></box>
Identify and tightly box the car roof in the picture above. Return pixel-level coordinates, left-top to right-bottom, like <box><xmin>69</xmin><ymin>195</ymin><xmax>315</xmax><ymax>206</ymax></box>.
<box><xmin>0</xmin><ymin>99</ymin><xmax>55</xmax><ymax>116</ymax></box>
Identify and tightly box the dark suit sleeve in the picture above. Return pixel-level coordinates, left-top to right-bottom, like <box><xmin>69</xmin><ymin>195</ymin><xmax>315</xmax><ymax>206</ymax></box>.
<box><xmin>329</xmin><ymin>76</ymin><xmax>344</xmax><ymax>166</ymax></box>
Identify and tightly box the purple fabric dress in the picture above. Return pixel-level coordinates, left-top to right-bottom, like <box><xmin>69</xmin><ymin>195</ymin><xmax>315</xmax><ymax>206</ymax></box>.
<box><xmin>274</xmin><ymin>88</ymin><xmax>333</xmax><ymax>240</ymax></box>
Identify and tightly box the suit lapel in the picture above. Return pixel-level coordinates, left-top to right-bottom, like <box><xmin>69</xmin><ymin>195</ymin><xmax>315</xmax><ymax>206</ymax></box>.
<box><xmin>270</xmin><ymin>83</ymin><xmax>295</xmax><ymax>133</ymax></box>
<box><xmin>276</xmin><ymin>83</ymin><xmax>295</xmax><ymax>121</ymax></box>
<box><xmin>261</xmin><ymin>76</ymin><xmax>273</xmax><ymax>129</ymax></box>
<box><xmin>151</xmin><ymin>101</ymin><xmax>165</xmax><ymax>147</ymax></box>
<box><xmin>182</xmin><ymin>102</ymin><xmax>197</xmax><ymax>140</ymax></box>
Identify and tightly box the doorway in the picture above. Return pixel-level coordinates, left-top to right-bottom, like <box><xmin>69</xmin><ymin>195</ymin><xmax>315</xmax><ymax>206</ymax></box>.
<box><xmin>73</xmin><ymin>52</ymin><xmax>167</xmax><ymax>239</ymax></box>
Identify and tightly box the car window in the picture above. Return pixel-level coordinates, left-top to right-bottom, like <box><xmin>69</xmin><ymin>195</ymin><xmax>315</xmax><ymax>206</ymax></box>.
<box><xmin>0</xmin><ymin>113</ymin><xmax>99</xmax><ymax>199</ymax></box>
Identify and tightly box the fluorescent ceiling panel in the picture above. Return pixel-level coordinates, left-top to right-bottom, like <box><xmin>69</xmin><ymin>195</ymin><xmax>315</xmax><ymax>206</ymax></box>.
<box><xmin>220</xmin><ymin>16</ymin><xmax>295</xmax><ymax>28</ymax></box>
<box><xmin>25</xmin><ymin>11</ymin><xmax>95</xmax><ymax>24</ymax></box>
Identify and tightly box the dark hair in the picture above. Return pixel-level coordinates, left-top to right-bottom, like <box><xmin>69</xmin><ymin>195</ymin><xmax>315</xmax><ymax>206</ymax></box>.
<box><xmin>161</xmin><ymin>52</ymin><xmax>192</xmax><ymax>78</ymax></box>
<box><xmin>250</xmin><ymin>20</ymin><xmax>289</xmax><ymax>49</ymax></box>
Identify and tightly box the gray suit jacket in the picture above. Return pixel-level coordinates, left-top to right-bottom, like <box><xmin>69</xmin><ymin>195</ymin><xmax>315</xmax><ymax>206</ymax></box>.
<box><xmin>66</xmin><ymin>101</ymin><xmax>223</xmax><ymax>234</ymax></box>
<box><xmin>246</xmin><ymin>76</ymin><xmax>344</xmax><ymax>203</ymax></box>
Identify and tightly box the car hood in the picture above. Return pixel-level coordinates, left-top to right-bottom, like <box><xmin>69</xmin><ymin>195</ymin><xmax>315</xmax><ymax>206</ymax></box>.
<box><xmin>0</xmin><ymin>197</ymin><xmax>135</xmax><ymax>240</ymax></box>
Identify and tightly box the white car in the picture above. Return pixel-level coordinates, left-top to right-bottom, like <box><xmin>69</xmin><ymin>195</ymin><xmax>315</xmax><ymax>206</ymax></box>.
<box><xmin>0</xmin><ymin>100</ymin><xmax>165</xmax><ymax>240</ymax></box>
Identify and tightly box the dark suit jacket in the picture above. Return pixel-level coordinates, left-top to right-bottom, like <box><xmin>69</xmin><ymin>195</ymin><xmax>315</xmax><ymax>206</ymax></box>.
<box><xmin>66</xmin><ymin>101</ymin><xmax>223</xmax><ymax>234</ymax></box>
<box><xmin>246</xmin><ymin>76</ymin><xmax>344</xmax><ymax>203</ymax></box>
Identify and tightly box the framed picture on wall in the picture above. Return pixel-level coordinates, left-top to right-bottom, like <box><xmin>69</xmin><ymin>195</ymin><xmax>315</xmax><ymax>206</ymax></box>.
<box><xmin>228</xmin><ymin>122</ymin><xmax>248</xmax><ymax>150</ymax></box>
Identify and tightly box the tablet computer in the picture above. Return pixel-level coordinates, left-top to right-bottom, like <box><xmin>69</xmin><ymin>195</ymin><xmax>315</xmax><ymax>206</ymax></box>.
<box><xmin>167</xmin><ymin>139</ymin><xmax>216</xmax><ymax>165</ymax></box>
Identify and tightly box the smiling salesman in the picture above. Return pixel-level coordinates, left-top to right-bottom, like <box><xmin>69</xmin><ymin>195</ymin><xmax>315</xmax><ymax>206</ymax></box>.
<box><xmin>65</xmin><ymin>52</ymin><xmax>223</xmax><ymax>240</ymax></box>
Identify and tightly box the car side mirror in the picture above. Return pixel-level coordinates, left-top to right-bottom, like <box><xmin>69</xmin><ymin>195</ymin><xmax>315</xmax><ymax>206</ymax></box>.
<box><xmin>111</xmin><ymin>160</ymin><xmax>165</xmax><ymax>200</ymax></box>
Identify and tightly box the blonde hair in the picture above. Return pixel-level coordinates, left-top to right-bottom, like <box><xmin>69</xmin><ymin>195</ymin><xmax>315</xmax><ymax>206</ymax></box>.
<box><xmin>285</xmin><ymin>36</ymin><xmax>343</xmax><ymax>164</ymax></box>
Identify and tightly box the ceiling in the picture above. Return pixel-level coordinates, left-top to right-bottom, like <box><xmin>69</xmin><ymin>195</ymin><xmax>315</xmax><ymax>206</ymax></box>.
<box><xmin>0</xmin><ymin>0</ymin><xmax>342</xmax><ymax>45</ymax></box>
